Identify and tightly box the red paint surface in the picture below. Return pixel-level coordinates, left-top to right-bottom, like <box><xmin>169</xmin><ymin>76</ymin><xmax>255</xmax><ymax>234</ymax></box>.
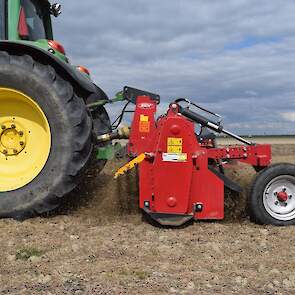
<box><xmin>77</xmin><ymin>66</ymin><xmax>90</xmax><ymax>75</ymax></box>
<box><xmin>277</xmin><ymin>191</ymin><xmax>288</xmax><ymax>202</ymax></box>
<box><xmin>128</xmin><ymin>97</ymin><xmax>272</xmax><ymax>221</ymax></box>
<box><xmin>18</xmin><ymin>8</ymin><xmax>29</xmax><ymax>39</ymax></box>
<box><xmin>127</xmin><ymin>96</ymin><xmax>157</xmax><ymax>155</ymax></box>
<box><xmin>48</xmin><ymin>40</ymin><xmax>66</xmax><ymax>55</ymax></box>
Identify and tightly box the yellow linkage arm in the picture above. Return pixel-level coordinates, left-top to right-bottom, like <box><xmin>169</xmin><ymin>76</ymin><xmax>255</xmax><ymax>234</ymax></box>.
<box><xmin>114</xmin><ymin>153</ymin><xmax>146</xmax><ymax>179</ymax></box>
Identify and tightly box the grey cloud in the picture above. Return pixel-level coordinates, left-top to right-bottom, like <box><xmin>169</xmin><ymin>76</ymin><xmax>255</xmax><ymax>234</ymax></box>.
<box><xmin>51</xmin><ymin>0</ymin><xmax>295</xmax><ymax>134</ymax></box>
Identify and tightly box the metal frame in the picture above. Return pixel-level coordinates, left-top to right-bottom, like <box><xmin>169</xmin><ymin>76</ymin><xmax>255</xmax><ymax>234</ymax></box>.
<box><xmin>0</xmin><ymin>0</ymin><xmax>6</xmax><ymax>40</ymax></box>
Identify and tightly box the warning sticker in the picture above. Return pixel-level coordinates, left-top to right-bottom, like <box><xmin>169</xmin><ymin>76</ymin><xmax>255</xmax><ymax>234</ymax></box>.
<box><xmin>167</xmin><ymin>137</ymin><xmax>183</xmax><ymax>153</ymax></box>
<box><xmin>167</xmin><ymin>146</ymin><xmax>182</xmax><ymax>153</ymax></box>
<box><xmin>139</xmin><ymin>121</ymin><xmax>150</xmax><ymax>133</ymax></box>
<box><xmin>162</xmin><ymin>153</ymin><xmax>187</xmax><ymax>162</ymax></box>
<box><xmin>167</xmin><ymin>138</ymin><xmax>183</xmax><ymax>146</ymax></box>
<box><xmin>140</xmin><ymin>115</ymin><xmax>149</xmax><ymax>122</ymax></box>
<box><xmin>139</xmin><ymin>115</ymin><xmax>150</xmax><ymax>133</ymax></box>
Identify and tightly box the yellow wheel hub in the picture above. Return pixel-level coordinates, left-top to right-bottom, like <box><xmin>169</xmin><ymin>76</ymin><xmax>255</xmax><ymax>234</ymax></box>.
<box><xmin>0</xmin><ymin>88</ymin><xmax>51</xmax><ymax>192</ymax></box>
<box><xmin>0</xmin><ymin>121</ymin><xmax>26</xmax><ymax>155</ymax></box>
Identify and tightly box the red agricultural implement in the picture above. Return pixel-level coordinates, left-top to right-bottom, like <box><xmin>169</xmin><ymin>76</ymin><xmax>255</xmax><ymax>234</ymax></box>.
<box><xmin>98</xmin><ymin>87</ymin><xmax>295</xmax><ymax>227</ymax></box>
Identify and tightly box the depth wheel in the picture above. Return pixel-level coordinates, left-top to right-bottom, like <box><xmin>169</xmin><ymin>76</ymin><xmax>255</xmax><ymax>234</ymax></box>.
<box><xmin>248</xmin><ymin>163</ymin><xmax>295</xmax><ymax>225</ymax></box>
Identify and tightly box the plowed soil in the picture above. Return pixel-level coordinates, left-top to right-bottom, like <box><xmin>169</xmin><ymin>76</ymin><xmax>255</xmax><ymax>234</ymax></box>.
<box><xmin>1</xmin><ymin>144</ymin><xmax>295</xmax><ymax>295</ymax></box>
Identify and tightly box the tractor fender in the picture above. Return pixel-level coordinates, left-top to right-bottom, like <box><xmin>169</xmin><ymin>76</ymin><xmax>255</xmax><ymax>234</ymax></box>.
<box><xmin>0</xmin><ymin>41</ymin><xmax>108</xmax><ymax>101</ymax></box>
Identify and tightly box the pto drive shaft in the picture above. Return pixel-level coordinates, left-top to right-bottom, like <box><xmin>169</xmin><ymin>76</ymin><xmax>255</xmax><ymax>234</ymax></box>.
<box><xmin>96</xmin><ymin>126</ymin><xmax>130</xmax><ymax>144</ymax></box>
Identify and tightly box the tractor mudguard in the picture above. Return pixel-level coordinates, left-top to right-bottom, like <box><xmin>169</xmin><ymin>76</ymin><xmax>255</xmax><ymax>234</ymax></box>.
<box><xmin>0</xmin><ymin>41</ymin><xmax>108</xmax><ymax>101</ymax></box>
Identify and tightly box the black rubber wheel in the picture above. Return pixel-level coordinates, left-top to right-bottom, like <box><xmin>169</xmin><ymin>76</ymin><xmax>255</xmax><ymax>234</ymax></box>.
<box><xmin>0</xmin><ymin>51</ymin><xmax>93</xmax><ymax>219</ymax></box>
<box><xmin>248</xmin><ymin>163</ymin><xmax>295</xmax><ymax>226</ymax></box>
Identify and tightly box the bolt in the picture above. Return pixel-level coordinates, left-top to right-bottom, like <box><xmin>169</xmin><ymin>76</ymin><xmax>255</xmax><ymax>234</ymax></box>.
<box><xmin>19</xmin><ymin>141</ymin><xmax>24</xmax><ymax>146</ymax></box>
<box><xmin>19</xmin><ymin>131</ymin><xmax>24</xmax><ymax>137</ymax></box>
<box><xmin>48</xmin><ymin>48</ymin><xmax>55</xmax><ymax>54</ymax></box>
<box><xmin>13</xmin><ymin>149</ymin><xmax>18</xmax><ymax>154</ymax></box>
<box><xmin>274</xmin><ymin>192</ymin><xmax>278</xmax><ymax>196</ymax></box>
<box><xmin>11</xmin><ymin>124</ymin><xmax>16</xmax><ymax>129</ymax></box>
<box><xmin>284</xmin><ymin>202</ymin><xmax>288</xmax><ymax>207</ymax></box>
<box><xmin>2</xmin><ymin>149</ymin><xmax>7</xmax><ymax>154</ymax></box>
<box><xmin>196</xmin><ymin>204</ymin><xmax>203</xmax><ymax>212</ymax></box>
<box><xmin>289</xmin><ymin>195</ymin><xmax>293</xmax><ymax>199</ymax></box>
<box><xmin>283</xmin><ymin>188</ymin><xmax>287</xmax><ymax>192</ymax></box>
<box><xmin>1</xmin><ymin>125</ymin><xmax>6</xmax><ymax>130</ymax></box>
<box><xmin>275</xmin><ymin>201</ymin><xmax>279</xmax><ymax>205</ymax></box>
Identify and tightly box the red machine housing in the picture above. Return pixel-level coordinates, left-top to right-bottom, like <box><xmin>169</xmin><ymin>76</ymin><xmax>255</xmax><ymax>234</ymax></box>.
<box><xmin>127</xmin><ymin>96</ymin><xmax>272</xmax><ymax>226</ymax></box>
<box><xmin>127</xmin><ymin>96</ymin><xmax>157</xmax><ymax>156</ymax></box>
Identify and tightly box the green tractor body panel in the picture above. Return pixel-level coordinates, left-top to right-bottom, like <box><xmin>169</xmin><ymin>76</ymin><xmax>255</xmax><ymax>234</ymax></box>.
<box><xmin>7</xmin><ymin>0</ymin><xmax>21</xmax><ymax>40</ymax></box>
<box><xmin>0</xmin><ymin>0</ymin><xmax>108</xmax><ymax>101</ymax></box>
<box><xmin>29</xmin><ymin>39</ymin><xmax>67</xmax><ymax>62</ymax></box>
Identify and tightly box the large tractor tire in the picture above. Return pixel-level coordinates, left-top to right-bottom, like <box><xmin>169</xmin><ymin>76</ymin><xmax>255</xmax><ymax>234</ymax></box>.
<box><xmin>248</xmin><ymin>163</ymin><xmax>295</xmax><ymax>225</ymax></box>
<box><xmin>87</xmin><ymin>96</ymin><xmax>112</xmax><ymax>172</ymax></box>
<box><xmin>0</xmin><ymin>51</ymin><xmax>95</xmax><ymax>219</ymax></box>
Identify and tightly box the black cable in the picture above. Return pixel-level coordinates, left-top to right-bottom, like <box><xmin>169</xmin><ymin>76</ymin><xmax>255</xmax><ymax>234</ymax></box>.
<box><xmin>174</xmin><ymin>98</ymin><xmax>222</xmax><ymax>122</ymax></box>
<box><xmin>111</xmin><ymin>101</ymin><xmax>131</xmax><ymax>130</ymax></box>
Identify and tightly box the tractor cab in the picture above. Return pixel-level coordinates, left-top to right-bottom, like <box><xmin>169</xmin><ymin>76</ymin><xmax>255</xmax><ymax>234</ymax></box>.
<box><xmin>0</xmin><ymin>0</ymin><xmax>61</xmax><ymax>41</ymax></box>
<box><xmin>18</xmin><ymin>0</ymin><xmax>53</xmax><ymax>41</ymax></box>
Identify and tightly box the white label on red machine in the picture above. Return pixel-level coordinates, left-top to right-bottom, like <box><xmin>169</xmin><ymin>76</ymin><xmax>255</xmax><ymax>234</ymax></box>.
<box><xmin>162</xmin><ymin>153</ymin><xmax>187</xmax><ymax>162</ymax></box>
<box><xmin>138</xmin><ymin>103</ymin><xmax>154</xmax><ymax>109</ymax></box>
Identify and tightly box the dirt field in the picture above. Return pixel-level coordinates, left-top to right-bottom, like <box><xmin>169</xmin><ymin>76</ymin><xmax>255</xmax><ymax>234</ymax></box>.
<box><xmin>1</xmin><ymin>144</ymin><xmax>295</xmax><ymax>295</ymax></box>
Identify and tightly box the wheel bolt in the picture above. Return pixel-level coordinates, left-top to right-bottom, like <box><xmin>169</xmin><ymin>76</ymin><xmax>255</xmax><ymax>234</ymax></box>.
<box><xmin>284</xmin><ymin>203</ymin><xmax>288</xmax><ymax>207</ymax></box>
<box><xmin>275</xmin><ymin>201</ymin><xmax>279</xmax><ymax>205</ymax></box>
<box><xmin>274</xmin><ymin>192</ymin><xmax>278</xmax><ymax>196</ymax></box>
<box><xmin>290</xmin><ymin>195</ymin><xmax>293</xmax><ymax>199</ymax></box>
<box><xmin>19</xmin><ymin>141</ymin><xmax>24</xmax><ymax>146</ymax></box>
<box><xmin>1</xmin><ymin>125</ymin><xmax>6</xmax><ymax>130</ymax></box>
<box><xmin>11</xmin><ymin>124</ymin><xmax>16</xmax><ymax>129</ymax></box>
<box><xmin>2</xmin><ymin>149</ymin><xmax>7</xmax><ymax>154</ymax></box>
<box><xmin>19</xmin><ymin>131</ymin><xmax>24</xmax><ymax>137</ymax></box>
<box><xmin>13</xmin><ymin>149</ymin><xmax>18</xmax><ymax>154</ymax></box>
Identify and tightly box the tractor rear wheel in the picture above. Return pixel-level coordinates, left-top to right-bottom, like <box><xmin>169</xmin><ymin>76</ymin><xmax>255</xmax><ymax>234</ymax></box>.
<box><xmin>87</xmin><ymin>96</ymin><xmax>111</xmax><ymax>171</ymax></box>
<box><xmin>0</xmin><ymin>51</ymin><xmax>94</xmax><ymax>219</ymax></box>
<box><xmin>248</xmin><ymin>163</ymin><xmax>295</xmax><ymax>225</ymax></box>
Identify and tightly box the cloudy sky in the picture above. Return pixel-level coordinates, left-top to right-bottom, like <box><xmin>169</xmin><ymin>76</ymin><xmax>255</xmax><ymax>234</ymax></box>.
<box><xmin>53</xmin><ymin>0</ymin><xmax>295</xmax><ymax>135</ymax></box>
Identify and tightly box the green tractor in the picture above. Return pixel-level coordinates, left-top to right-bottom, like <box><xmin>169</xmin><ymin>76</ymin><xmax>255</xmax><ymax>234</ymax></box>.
<box><xmin>0</xmin><ymin>0</ymin><xmax>112</xmax><ymax>219</ymax></box>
